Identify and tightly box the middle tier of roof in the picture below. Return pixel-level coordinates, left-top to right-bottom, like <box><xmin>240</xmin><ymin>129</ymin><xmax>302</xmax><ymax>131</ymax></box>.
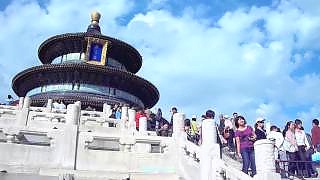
<box><xmin>12</xmin><ymin>63</ymin><xmax>159</xmax><ymax>108</ymax></box>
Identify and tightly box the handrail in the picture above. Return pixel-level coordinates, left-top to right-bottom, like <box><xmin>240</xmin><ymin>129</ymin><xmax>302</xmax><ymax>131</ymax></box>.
<box><xmin>277</xmin><ymin>159</ymin><xmax>319</xmax><ymax>179</ymax></box>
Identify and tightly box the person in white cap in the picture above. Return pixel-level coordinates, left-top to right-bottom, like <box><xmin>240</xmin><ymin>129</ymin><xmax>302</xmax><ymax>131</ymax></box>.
<box><xmin>255</xmin><ymin>117</ymin><xmax>267</xmax><ymax>141</ymax></box>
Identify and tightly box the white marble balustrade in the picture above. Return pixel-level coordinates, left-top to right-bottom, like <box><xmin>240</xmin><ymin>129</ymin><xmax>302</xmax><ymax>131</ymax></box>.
<box><xmin>0</xmin><ymin>97</ymin><xmax>283</xmax><ymax>180</ymax></box>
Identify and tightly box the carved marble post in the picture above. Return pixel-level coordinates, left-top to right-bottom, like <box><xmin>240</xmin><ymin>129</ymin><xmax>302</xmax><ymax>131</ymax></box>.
<box><xmin>121</xmin><ymin>106</ymin><xmax>128</xmax><ymax>119</ymax></box>
<box><xmin>202</xmin><ymin>119</ymin><xmax>217</xmax><ymax>144</ymax></box>
<box><xmin>18</xmin><ymin>97</ymin><xmax>24</xmax><ymax>109</ymax></box>
<box><xmin>17</xmin><ymin>96</ymin><xmax>30</xmax><ymax>126</ymax></box>
<box><xmin>139</xmin><ymin>117</ymin><xmax>147</xmax><ymax>134</ymax></box>
<box><xmin>137</xmin><ymin>116</ymin><xmax>150</xmax><ymax>152</ymax></box>
<box><xmin>172</xmin><ymin>113</ymin><xmax>185</xmax><ymax>139</ymax></box>
<box><xmin>22</xmin><ymin>96</ymin><xmax>31</xmax><ymax>109</ymax></box>
<box><xmin>66</xmin><ymin>104</ymin><xmax>80</xmax><ymax>125</ymax></box>
<box><xmin>254</xmin><ymin>139</ymin><xmax>281</xmax><ymax>180</ymax></box>
<box><xmin>103</xmin><ymin>103</ymin><xmax>111</xmax><ymax>117</ymax></box>
<box><xmin>200</xmin><ymin>118</ymin><xmax>219</xmax><ymax>180</ymax></box>
<box><xmin>45</xmin><ymin>99</ymin><xmax>53</xmax><ymax>112</ymax></box>
<box><xmin>173</xmin><ymin>112</ymin><xmax>186</xmax><ymax>179</ymax></box>
<box><xmin>120</xmin><ymin>106</ymin><xmax>128</xmax><ymax>130</ymax></box>
<box><xmin>128</xmin><ymin>109</ymin><xmax>136</xmax><ymax>132</ymax></box>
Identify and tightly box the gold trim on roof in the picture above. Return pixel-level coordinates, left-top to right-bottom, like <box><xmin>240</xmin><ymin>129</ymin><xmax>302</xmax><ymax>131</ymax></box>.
<box><xmin>91</xmin><ymin>11</ymin><xmax>101</xmax><ymax>25</ymax></box>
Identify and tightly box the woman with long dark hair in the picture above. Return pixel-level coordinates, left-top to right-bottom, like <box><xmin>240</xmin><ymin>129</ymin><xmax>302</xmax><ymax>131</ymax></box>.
<box><xmin>235</xmin><ymin>116</ymin><xmax>256</xmax><ymax>176</ymax></box>
<box><xmin>282</xmin><ymin>121</ymin><xmax>298</xmax><ymax>178</ymax></box>
<box><xmin>294</xmin><ymin>119</ymin><xmax>310</xmax><ymax>177</ymax></box>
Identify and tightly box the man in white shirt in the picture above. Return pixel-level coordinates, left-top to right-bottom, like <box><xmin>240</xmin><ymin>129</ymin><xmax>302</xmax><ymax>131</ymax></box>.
<box><xmin>53</xmin><ymin>100</ymin><xmax>66</xmax><ymax>110</ymax></box>
<box><xmin>267</xmin><ymin>125</ymin><xmax>285</xmax><ymax>178</ymax></box>
<box><xmin>267</xmin><ymin>125</ymin><xmax>284</xmax><ymax>157</ymax></box>
<box><xmin>52</xmin><ymin>100</ymin><xmax>60</xmax><ymax>109</ymax></box>
<box><xmin>58</xmin><ymin>100</ymin><xmax>66</xmax><ymax>109</ymax></box>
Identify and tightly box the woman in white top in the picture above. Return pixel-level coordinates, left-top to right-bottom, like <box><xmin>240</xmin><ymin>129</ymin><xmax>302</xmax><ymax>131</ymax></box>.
<box><xmin>283</xmin><ymin>121</ymin><xmax>298</xmax><ymax>177</ymax></box>
<box><xmin>267</xmin><ymin>125</ymin><xmax>285</xmax><ymax>177</ymax></box>
<box><xmin>267</xmin><ymin>125</ymin><xmax>284</xmax><ymax>159</ymax></box>
<box><xmin>294</xmin><ymin>119</ymin><xmax>310</xmax><ymax>177</ymax></box>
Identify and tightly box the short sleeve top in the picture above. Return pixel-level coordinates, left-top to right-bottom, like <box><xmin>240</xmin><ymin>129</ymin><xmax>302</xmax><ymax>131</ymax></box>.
<box><xmin>235</xmin><ymin>126</ymin><xmax>254</xmax><ymax>150</ymax></box>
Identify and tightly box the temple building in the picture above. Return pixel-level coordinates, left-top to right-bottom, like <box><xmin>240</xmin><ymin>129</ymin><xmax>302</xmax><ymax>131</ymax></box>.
<box><xmin>12</xmin><ymin>11</ymin><xmax>159</xmax><ymax>110</ymax></box>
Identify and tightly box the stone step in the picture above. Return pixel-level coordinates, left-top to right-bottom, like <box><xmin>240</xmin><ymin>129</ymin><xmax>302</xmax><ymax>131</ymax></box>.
<box><xmin>1</xmin><ymin>172</ymin><xmax>181</xmax><ymax>180</ymax></box>
<box><xmin>0</xmin><ymin>173</ymin><xmax>56</xmax><ymax>180</ymax></box>
<box><xmin>129</xmin><ymin>173</ymin><xmax>180</xmax><ymax>180</ymax></box>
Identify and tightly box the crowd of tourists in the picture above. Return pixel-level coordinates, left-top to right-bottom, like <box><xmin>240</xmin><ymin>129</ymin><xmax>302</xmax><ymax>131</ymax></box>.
<box><xmin>134</xmin><ymin>107</ymin><xmax>177</xmax><ymax>137</ymax></box>
<box><xmin>104</xmin><ymin>104</ymin><xmax>320</xmax><ymax>178</ymax></box>
<box><xmin>2</xmin><ymin>98</ymin><xmax>319</xmax><ymax>178</ymax></box>
<box><xmin>107</xmin><ymin>104</ymin><xmax>175</xmax><ymax>136</ymax></box>
<box><xmin>181</xmin><ymin>110</ymin><xmax>320</xmax><ymax>179</ymax></box>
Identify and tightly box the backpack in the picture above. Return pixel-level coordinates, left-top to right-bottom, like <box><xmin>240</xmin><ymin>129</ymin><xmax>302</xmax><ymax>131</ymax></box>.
<box><xmin>312</xmin><ymin>151</ymin><xmax>320</xmax><ymax>162</ymax></box>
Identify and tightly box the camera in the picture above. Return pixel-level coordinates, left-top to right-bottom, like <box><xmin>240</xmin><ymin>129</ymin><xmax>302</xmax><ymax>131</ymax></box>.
<box><xmin>248</xmin><ymin>136</ymin><xmax>256</xmax><ymax>141</ymax></box>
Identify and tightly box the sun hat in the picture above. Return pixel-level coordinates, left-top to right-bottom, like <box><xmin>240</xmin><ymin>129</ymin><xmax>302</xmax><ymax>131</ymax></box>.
<box><xmin>256</xmin><ymin>117</ymin><xmax>265</xmax><ymax>123</ymax></box>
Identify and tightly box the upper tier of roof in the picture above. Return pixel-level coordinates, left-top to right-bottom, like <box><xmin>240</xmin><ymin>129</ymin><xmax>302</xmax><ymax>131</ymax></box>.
<box><xmin>38</xmin><ymin>33</ymin><xmax>143</xmax><ymax>74</ymax></box>
<box><xmin>38</xmin><ymin>11</ymin><xmax>143</xmax><ymax>74</ymax></box>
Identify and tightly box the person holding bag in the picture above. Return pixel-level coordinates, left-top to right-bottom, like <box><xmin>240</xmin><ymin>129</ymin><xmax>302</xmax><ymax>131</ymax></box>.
<box><xmin>235</xmin><ymin>116</ymin><xmax>256</xmax><ymax>177</ymax></box>
<box><xmin>282</xmin><ymin>121</ymin><xmax>298</xmax><ymax>178</ymax></box>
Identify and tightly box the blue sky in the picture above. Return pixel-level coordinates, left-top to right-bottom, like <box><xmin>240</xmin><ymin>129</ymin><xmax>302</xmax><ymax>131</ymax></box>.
<box><xmin>0</xmin><ymin>0</ymin><xmax>320</xmax><ymax>132</ymax></box>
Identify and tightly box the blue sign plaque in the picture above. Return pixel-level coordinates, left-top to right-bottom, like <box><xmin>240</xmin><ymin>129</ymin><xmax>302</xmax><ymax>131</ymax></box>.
<box><xmin>89</xmin><ymin>43</ymin><xmax>103</xmax><ymax>62</ymax></box>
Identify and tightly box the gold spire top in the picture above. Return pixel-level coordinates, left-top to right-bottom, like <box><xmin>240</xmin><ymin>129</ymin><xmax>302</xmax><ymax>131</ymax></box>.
<box><xmin>91</xmin><ymin>11</ymin><xmax>101</xmax><ymax>24</ymax></box>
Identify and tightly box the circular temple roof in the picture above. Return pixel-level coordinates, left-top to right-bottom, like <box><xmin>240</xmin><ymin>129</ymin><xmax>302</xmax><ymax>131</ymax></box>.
<box><xmin>38</xmin><ymin>33</ymin><xmax>142</xmax><ymax>74</ymax></box>
<box><xmin>12</xmin><ymin>63</ymin><xmax>159</xmax><ymax>108</ymax></box>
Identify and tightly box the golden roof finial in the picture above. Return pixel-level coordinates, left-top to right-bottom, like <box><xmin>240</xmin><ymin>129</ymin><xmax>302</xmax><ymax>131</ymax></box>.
<box><xmin>91</xmin><ymin>11</ymin><xmax>101</xmax><ymax>25</ymax></box>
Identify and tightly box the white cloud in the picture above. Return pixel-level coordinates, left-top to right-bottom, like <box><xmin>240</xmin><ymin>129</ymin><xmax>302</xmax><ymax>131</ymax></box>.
<box><xmin>297</xmin><ymin>104</ymin><xmax>320</xmax><ymax>124</ymax></box>
<box><xmin>120</xmin><ymin>1</ymin><xmax>320</xmax><ymax>129</ymax></box>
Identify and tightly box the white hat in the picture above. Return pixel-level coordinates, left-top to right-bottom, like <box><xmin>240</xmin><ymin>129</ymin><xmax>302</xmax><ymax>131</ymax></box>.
<box><xmin>223</xmin><ymin>115</ymin><xmax>230</xmax><ymax>119</ymax></box>
<box><xmin>192</xmin><ymin>115</ymin><xmax>197</xmax><ymax>119</ymax></box>
<box><xmin>256</xmin><ymin>117</ymin><xmax>265</xmax><ymax>123</ymax></box>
